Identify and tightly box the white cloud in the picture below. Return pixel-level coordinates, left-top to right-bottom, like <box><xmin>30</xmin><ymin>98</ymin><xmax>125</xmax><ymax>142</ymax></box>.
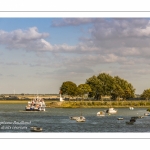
<box><xmin>0</xmin><ymin>27</ymin><xmax>49</xmax><ymax>51</ymax></box>
<box><xmin>51</xmin><ymin>18</ymin><xmax>95</xmax><ymax>27</ymax></box>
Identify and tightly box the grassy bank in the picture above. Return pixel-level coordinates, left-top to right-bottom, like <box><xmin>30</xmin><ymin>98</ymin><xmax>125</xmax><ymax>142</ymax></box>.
<box><xmin>0</xmin><ymin>100</ymin><xmax>28</xmax><ymax>104</ymax></box>
<box><xmin>1</xmin><ymin>100</ymin><xmax>150</xmax><ymax>109</ymax></box>
<box><xmin>46</xmin><ymin>100</ymin><xmax>150</xmax><ymax>108</ymax></box>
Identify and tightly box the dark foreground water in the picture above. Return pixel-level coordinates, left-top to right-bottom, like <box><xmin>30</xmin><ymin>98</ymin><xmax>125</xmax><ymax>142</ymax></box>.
<box><xmin>0</xmin><ymin>104</ymin><xmax>150</xmax><ymax>133</ymax></box>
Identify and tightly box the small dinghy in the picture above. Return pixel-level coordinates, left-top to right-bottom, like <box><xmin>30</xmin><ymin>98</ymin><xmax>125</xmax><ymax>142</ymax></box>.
<box><xmin>97</xmin><ymin>111</ymin><xmax>105</xmax><ymax>116</ymax></box>
<box><xmin>144</xmin><ymin>112</ymin><xmax>150</xmax><ymax>116</ymax></box>
<box><xmin>105</xmin><ymin>108</ymin><xmax>117</xmax><ymax>114</ymax></box>
<box><xmin>126</xmin><ymin>117</ymin><xmax>136</xmax><ymax>125</ymax></box>
<box><xmin>30</xmin><ymin>126</ymin><xmax>43</xmax><ymax>132</ymax></box>
<box><xmin>76</xmin><ymin>116</ymin><xmax>86</xmax><ymax>122</ymax></box>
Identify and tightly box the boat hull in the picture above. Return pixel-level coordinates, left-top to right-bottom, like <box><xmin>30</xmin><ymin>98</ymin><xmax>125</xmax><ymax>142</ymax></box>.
<box><xmin>76</xmin><ymin>119</ymin><xmax>85</xmax><ymax>122</ymax></box>
<box><xmin>25</xmin><ymin>108</ymin><xmax>45</xmax><ymax>111</ymax></box>
<box><xmin>30</xmin><ymin>127</ymin><xmax>42</xmax><ymax>132</ymax></box>
<box><xmin>106</xmin><ymin>108</ymin><xmax>117</xmax><ymax>114</ymax></box>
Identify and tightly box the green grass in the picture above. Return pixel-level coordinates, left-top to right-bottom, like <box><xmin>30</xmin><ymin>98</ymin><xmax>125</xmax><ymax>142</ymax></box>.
<box><xmin>0</xmin><ymin>100</ymin><xmax>28</xmax><ymax>104</ymax></box>
<box><xmin>1</xmin><ymin>100</ymin><xmax>150</xmax><ymax>108</ymax></box>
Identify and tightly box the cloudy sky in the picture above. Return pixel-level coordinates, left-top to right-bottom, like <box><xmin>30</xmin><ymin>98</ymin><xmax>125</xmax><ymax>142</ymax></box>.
<box><xmin>0</xmin><ymin>18</ymin><xmax>150</xmax><ymax>94</ymax></box>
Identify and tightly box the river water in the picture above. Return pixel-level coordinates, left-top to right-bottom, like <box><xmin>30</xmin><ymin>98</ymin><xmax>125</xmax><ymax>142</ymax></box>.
<box><xmin>0</xmin><ymin>104</ymin><xmax>150</xmax><ymax>133</ymax></box>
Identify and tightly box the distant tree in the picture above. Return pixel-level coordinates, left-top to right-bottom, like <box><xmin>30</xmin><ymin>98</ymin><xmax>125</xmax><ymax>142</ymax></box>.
<box><xmin>112</xmin><ymin>76</ymin><xmax>135</xmax><ymax>100</ymax></box>
<box><xmin>60</xmin><ymin>81</ymin><xmax>77</xmax><ymax>100</ymax></box>
<box><xmin>97</xmin><ymin>73</ymin><xmax>115</xmax><ymax>96</ymax></box>
<box><xmin>77</xmin><ymin>84</ymin><xmax>91</xmax><ymax>101</ymax></box>
<box><xmin>86</xmin><ymin>75</ymin><xmax>103</xmax><ymax>100</ymax></box>
<box><xmin>141</xmin><ymin>89</ymin><xmax>150</xmax><ymax>100</ymax></box>
<box><xmin>111</xmin><ymin>84</ymin><xmax>124</xmax><ymax>100</ymax></box>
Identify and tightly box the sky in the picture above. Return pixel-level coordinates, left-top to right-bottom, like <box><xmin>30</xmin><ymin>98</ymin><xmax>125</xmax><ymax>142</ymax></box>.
<box><xmin>0</xmin><ymin>18</ymin><xmax>150</xmax><ymax>94</ymax></box>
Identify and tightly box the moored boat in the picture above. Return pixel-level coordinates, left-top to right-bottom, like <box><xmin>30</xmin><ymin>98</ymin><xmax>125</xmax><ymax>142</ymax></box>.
<box><xmin>126</xmin><ymin>116</ymin><xmax>137</xmax><ymax>125</ymax></box>
<box><xmin>30</xmin><ymin>126</ymin><xmax>43</xmax><ymax>132</ymax></box>
<box><xmin>76</xmin><ymin>116</ymin><xmax>86</xmax><ymax>122</ymax></box>
<box><xmin>144</xmin><ymin>112</ymin><xmax>150</xmax><ymax>116</ymax></box>
<box><xmin>70</xmin><ymin>116</ymin><xmax>85</xmax><ymax>120</ymax></box>
<box><xmin>97</xmin><ymin>111</ymin><xmax>105</xmax><ymax>116</ymax></box>
<box><xmin>105</xmin><ymin>107</ymin><xmax>117</xmax><ymax>114</ymax></box>
<box><xmin>25</xmin><ymin>95</ymin><xmax>46</xmax><ymax>111</ymax></box>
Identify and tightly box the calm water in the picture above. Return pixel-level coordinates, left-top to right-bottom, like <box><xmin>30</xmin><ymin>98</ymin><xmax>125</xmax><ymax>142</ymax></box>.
<box><xmin>0</xmin><ymin>104</ymin><xmax>150</xmax><ymax>132</ymax></box>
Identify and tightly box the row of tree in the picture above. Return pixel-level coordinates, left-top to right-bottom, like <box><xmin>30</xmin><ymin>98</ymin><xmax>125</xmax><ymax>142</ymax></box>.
<box><xmin>86</xmin><ymin>73</ymin><xmax>135</xmax><ymax>100</ymax></box>
<box><xmin>60</xmin><ymin>73</ymin><xmax>137</xmax><ymax>101</ymax></box>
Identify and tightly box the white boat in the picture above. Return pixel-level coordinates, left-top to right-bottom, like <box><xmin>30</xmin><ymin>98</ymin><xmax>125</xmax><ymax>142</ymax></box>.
<box><xmin>30</xmin><ymin>126</ymin><xmax>43</xmax><ymax>132</ymax></box>
<box><xmin>106</xmin><ymin>108</ymin><xmax>117</xmax><ymax>114</ymax></box>
<box><xmin>76</xmin><ymin>116</ymin><xmax>86</xmax><ymax>122</ymax></box>
<box><xmin>144</xmin><ymin>112</ymin><xmax>150</xmax><ymax>116</ymax></box>
<box><xmin>25</xmin><ymin>95</ymin><xmax>46</xmax><ymax>111</ymax></box>
<box><xmin>129</xmin><ymin>107</ymin><xmax>134</xmax><ymax>110</ymax></box>
<box><xmin>97</xmin><ymin>111</ymin><xmax>105</xmax><ymax>116</ymax></box>
<box><xmin>118</xmin><ymin>117</ymin><xmax>124</xmax><ymax>120</ymax></box>
<box><xmin>70</xmin><ymin>116</ymin><xmax>85</xmax><ymax>120</ymax></box>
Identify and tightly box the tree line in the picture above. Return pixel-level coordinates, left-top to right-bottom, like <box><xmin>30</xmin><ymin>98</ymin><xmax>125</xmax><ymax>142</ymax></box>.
<box><xmin>60</xmin><ymin>73</ymin><xmax>138</xmax><ymax>101</ymax></box>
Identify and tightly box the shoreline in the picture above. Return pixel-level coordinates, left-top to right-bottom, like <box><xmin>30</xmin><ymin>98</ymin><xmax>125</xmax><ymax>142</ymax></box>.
<box><xmin>1</xmin><ymin>100</ymin><xmax>150</xmax><ymax>109</ymax></box>
<box><xmin>46</xmin><ymin>106</ymin><xmax>150</xmax><ymax>108</ymax></box>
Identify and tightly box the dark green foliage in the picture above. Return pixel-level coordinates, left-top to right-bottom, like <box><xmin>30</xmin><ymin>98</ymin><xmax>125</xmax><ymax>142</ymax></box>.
<box><xmin>77</xmin><ymin>84</ymin><xmax>91</xmax><ymax>100</ymax></box>
<box><xmin>60</xmin><ymin>81</ymin><xmax>77</xmax><ymax>98</ymax></box>
<box><xmin>60</xmin><ymin>73</ymin><xmax>136</xmax><ymax>101</ymax></box>
<box><xmin>141</xmin><ymin>89</ymin><xmax>150</xmax><ymax>100</ymax></box>
<box><xmin>86</xmin><ymin>73</ymin><xmax>135</xmax><ymax>100</ymax></box>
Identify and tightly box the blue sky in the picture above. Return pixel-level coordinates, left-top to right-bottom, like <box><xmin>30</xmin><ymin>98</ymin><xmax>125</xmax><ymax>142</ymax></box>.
<box><xmin>0</xmin><ymin>18</ymin><xmax>150</xmax><ymax>94</ymax></box>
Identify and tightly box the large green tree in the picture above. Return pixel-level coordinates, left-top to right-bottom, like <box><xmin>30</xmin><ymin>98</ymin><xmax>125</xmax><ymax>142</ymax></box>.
<box><xmin>86</xmin><ymin>75</ymin><xmax>103</xmax><ymax>100</ymax></box>
<box><xmin>111</xmin><ymin>76</ymin><xmax>135</xmax><ymax>100</ymax></box>
<box><xmin>141</xmin><ymin>89</ymin><xmax>150</xmax><ymax>100</ymax></box>
<box><xmin>77</xmin><ymin>84</ymin><xmax>91</xmax><ymax>100</ymax></box>
<box><xmin>60</xmin><ymin>81</ymin><xmax>77</xmax><ymax>99</ymax></box>
<box><xmin>86</xmin><ymin>73</ymin><xmax>115</xmax><ymax>100</ymax></box>
<box><xmin>97</xmin><ymin>73</ymin><xmax>115</xmax><ymax>96</ymax></box>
